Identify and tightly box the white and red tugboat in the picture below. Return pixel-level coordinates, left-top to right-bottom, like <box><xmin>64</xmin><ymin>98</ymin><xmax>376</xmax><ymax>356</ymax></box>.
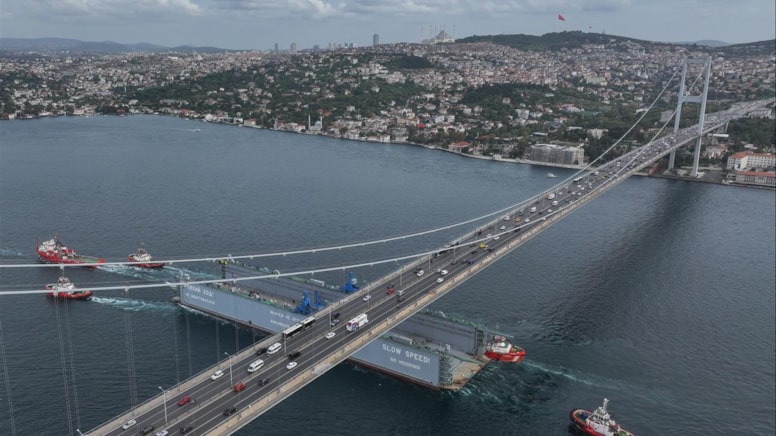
<box><xmin>45</xmin><ymin>276</ymin><xmax>93</xmax><ymax>300</ymax></box>
<box><xmin>128</xmin><ymin>246</ymin><xmax>165</xmax><ymax>269</ymax></box>
<box><xmin>36</xmin><ymin>237</ymin><xmax>104</xmax><ymax>268</ymax></box>
<box><xmin>484</xmin><ymin>335</ymin><xmax>526</xmax><ymax>362</ymax></box>
<box><xmin>570</xmin><ymin>398</ymin><xmax>635</xmax><ymax>436</ymax></box>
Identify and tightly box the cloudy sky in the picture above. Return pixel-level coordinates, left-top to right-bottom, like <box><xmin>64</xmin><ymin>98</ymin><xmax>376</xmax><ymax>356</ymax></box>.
<box><xmin>2</xmin><ymin>0</ymin><xmax>774</xmax><ymax>50</ymax></box>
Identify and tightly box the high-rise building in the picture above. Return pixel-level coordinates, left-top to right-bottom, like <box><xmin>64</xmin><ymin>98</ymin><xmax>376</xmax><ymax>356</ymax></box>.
<box><xmin>373</xmin><ymin>34</ymin><xmax>379</xmax><ymax>46</ymax></box>
<box><xmin>290</xmin><ymin>42</ymin><xmax>297</xmax><ymax>53</ymax></box>
<box><xmin>274</xmin><ymin>43</ymin><xmax>279</xmax><ymax>52</ymax></box>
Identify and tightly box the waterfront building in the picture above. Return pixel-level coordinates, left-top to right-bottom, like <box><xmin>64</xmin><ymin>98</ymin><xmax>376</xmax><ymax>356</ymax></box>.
<box><xmin>726</xmin><ymin>151</ymin><xmax>776</xmax><ymax>187</ymax></box>
<box><xmin>529</xmin><ymin>143</ymin><xmax>585</xmax><ymax>165</ymax></box>
<box><xmin>726</xmin><ymin>151</ymin><xmax>776</xmax><ymax>170</ymax></box>
<box><xmin>732</xmin><ymin>170</ymin><xmax>776</xmax><ymax>187</ymax></box>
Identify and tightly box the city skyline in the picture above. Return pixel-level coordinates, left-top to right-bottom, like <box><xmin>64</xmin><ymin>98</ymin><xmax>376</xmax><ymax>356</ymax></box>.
<box><xmin>1</xmin><ymin>0</ymin><xmax>775</xmax><ymax>51</ymax></box>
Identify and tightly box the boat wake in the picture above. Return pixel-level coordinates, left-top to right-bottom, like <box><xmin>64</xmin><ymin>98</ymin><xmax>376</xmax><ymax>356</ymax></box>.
<box><xmin>96</xmin><ymin>264</ymin><xmax>217</xmax><ymax>287</ymax></box>
<box><xmin>90</xmin><ymin>296</ymin><xmax>177</xmax><ymax>312</ymax></box>
<box><xmin>0</xmin><ymin>247</ymin><xmax>29</xmax><ymax>258</ymax></box>
<box><xmin>522</xmin><ymin>360</ymin><xmax>608</xmax><ymax>387</ymax></box>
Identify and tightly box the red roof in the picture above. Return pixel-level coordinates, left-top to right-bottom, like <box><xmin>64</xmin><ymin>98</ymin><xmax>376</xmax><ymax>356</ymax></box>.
<box><xmin>737</xmin><ymin>170</ymin><xmax>776</xmax><ymax>177</ymax></box>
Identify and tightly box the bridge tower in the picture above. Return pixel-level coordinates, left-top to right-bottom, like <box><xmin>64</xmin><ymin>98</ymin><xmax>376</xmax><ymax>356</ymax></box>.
<box><xmin>668</xmin><ymin>57</ymin><xmax>712</xmax><ymax>177</ymax></box>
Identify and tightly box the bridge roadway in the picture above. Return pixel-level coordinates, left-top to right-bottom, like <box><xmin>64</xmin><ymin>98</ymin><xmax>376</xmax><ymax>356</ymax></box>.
<box><xmin>88</xmin><ymin>99</ymin><xmax>773</xmax><ymax>436</ymax></box>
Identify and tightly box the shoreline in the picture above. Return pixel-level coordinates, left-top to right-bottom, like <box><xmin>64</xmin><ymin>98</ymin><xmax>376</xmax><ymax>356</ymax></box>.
<box><xmin>10</xmin><ymin>113</ymin><xmax>774</xmax><ymax>190</ymax></box>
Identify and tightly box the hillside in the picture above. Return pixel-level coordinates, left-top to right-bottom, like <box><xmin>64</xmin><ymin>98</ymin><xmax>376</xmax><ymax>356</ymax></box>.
<box><xmin>456</xmin><ymin>31</ymin><xmax>776</xmax><ymax>56</ymax></box>
<box><xmin>456</xmin><ymin>31</ymin><xmax>662</xmax><ymax>51</ymax></box>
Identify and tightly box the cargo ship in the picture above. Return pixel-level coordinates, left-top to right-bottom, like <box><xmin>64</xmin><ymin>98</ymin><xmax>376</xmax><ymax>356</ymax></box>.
<box><xmin>484</xmin><ymin>335</ymin><xmax>526</xmax><ymax>362</ymax></box>
<box><xmin>128</xmin><ymin>246</ymin><xmax>165</xmax><ymax>269</ymax></box>
<box><xmin>570</xmin><ymin>398</ymin><xmax>635</xmax><ymax>436</ymax></box>
<box><xmin>36</xmin><ymin>237</ymin><xmax>104</xmax><ymax>268</ymax></box>
<box><xmin>45</xmin><ymin>276</ymin><xmax>93</xmax><ymax>300</ymax></box>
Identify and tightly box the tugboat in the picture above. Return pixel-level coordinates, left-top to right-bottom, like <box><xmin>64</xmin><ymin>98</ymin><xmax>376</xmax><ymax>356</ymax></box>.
<box><xmin>36</xmin><ymin>237</ymin><xmax>104</xmax><ymax>268</ymax></box>
<box><xmin>484</xmin><ymin>335</ymin><xmax>526</xmax><ymax>362</ymax></box>
<box><xmin>128</xmin><ymin>246</ymin><xmax>165</xmax><ymax>269</ymax></box>
<box><xmin>45</xmin><ymin>276</ymin><xmax>93</xmax><ymax>300</ymax></box>
<box><xmin>570</xmin><ymin>398</ymin><xmax>635</xmax><ymax>436</ymax></box>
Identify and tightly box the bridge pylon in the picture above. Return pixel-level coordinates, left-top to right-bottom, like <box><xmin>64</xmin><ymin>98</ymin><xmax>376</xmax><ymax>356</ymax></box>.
<box><xmin>668</xmin><ymin>57</ymin><xmax>712</xmax><ymax>177</ymax></box>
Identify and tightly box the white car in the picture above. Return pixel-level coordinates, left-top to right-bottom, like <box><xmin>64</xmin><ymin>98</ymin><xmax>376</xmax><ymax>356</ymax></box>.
<box><xmin>121</xmin><ymin>419</ymin><xmax>137</xmax><ymax>430</ymax></box>
<box><xmin>362</xmin><ymin>294</ymin><xmax>371</xmax><ymax>302</ymax></box>
<box><xmin>493</xmin><ymin>236</ymin><xmax>500</xmax><ymax>240</ymax></box>
<box><xmin>499</xmin><ymin>225</ymin><xmax>506</xmax><ymax>230</ymax></box>
<box><xmin>416</xmin><ymin>270</ymin><xmax>424</xmax><ymax>277</ymax></box>
<box><xmin>286</xmin><ymin>361</ymin><xmax>298</xmax><ymax>370</ymax></box>
<box><xmin>436</xmin><ymin>278</ymin><xmax>444</xmax><ymax>283</ymax></box>
<box><xmin>155</xmin><ymin>431</ymin><xmax>169</xmax><ymax>436</ymax></box>
<box><xmin>210</xmin><ymin>370</ymin><xmax>224</xmax><ymax>381</ymax></box>
<box><xmin>439</xmin><ymin>269</ymin><xmax>448</xmax><ymax>276</ymax></box>
<box><xmin>325</xmin><ymin>331</ymin><xmax>336</xmax><ymax>340</ymax></box>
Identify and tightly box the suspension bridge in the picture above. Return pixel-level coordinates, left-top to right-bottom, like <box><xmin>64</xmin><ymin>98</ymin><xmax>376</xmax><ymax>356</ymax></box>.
<box><xmin>0</xmin><ymin>58</ymin><xmax>773</xmax><ymax>436</ymax></box>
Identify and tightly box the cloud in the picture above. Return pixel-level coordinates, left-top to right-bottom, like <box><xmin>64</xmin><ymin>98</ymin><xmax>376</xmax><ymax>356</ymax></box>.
<box><xmin>19</xmin><ymin>0</ymin><xmax>202</xmax><ymax>19</ymax></box>
<box><xmin>210</xmin><ymin>0</ymin><xmax>634</xmax><ymax>18</ymax></box>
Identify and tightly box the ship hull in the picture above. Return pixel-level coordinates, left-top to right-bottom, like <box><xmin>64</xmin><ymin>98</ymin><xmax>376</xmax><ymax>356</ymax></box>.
<box><xmin>570</xmin><ymin>409</ymin><xmax>597</xmax><ymax>434</ymax></box>
<box><xmin>569</xmin><ymin>408</ymin><xmax>634</xmax><ymax>436</ymax></box>
<box><xmin>45</xmin><ymin>289</ymin><xmax>93</xmax><ymax>300</ymax></box>
<box><xmin>37</xmin><ymin>251</ymin><xmax>104</xmax><ymax>268</ymax></box>
<box><xmin>484</xmin><ymin>350</ymin><xmax>525</xmax><ymax>362</ymax></box>
<box><xmin>128</xmin><ymin>255</ymin><xmax>165</xmax><ymax>269</ymax></box>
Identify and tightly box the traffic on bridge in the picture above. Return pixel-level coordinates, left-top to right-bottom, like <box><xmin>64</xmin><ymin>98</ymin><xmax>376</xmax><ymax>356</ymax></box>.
<box><xmin>88</xmin><ymin>98</ymin><xmax>773</xmax><ymax>436</ymax></box>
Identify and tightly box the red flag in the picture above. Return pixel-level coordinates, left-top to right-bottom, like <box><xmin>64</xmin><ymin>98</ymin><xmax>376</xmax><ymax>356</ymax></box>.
<box><xmin>558</xmin><ymin>14</ymin><xmax>565</xmax><ymax>21</ymax></box>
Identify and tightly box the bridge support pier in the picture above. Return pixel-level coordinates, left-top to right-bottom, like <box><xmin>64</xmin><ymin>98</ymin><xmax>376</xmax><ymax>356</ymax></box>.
<box><xmin>669</xmin><ymin>57</ymin><xmax>712</xmax><ymax>178</ymax></box>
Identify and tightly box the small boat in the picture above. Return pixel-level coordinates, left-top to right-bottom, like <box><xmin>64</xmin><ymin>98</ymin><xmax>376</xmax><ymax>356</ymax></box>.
<box><xmin>36</xmin><ymin>237</ymin><xmax>104</xmax><ymax>268</ymax></box>
<box><xmin>128</xmin><ymin>246</ymin><xmax>165</xmax><ymax>269</ymax></box>
<box><xmin>570</xmin><ymin>398</ymin><xmax>635</xmax><ymax>436</ymax></box>
<box><xmin>484</xmin><ymin>335</ymin><xmax>526</xmax><ymax>362</ymax></box>
<box><xmin>45</xmin><ymin>276</ymin><xmax>93</xmax><ymax>300</ymax></box>
<box><xmin>547</xmin><ymin>172</ymin><xmax>558</xmax><ymax>178</ymax></box>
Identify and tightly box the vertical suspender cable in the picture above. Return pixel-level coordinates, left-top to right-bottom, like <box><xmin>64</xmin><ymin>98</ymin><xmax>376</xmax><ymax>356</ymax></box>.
<box><xmin>54</xmin><ymin>299</ymin><xmax>74</xmax><ymax>436</ymax></box>
<box><xmin>185</xmin><ymin>309</ymin><xmax>192</xmax><ymax>377</ymax></box>
<box><xmin>63</xmin><ymin>300</ymin><xmax>82</xmax><ymax>430</ymax></box>
<box><xmin>172</xmin><ymin>307</ymin><xmax>181</xmax><ymax>383</ymax></box>
<box><xmin>0</xmin><ymin>321</ymin><xmax>17</xmax><ymax>436</ymax></box>
<box><xmin>123</xmin><ymin>289</ymin><xmax>137</xmax><ymax>407</ymax></box>
<box><xmin>215</xmin><ymin>319</ymin><xmax>220</xmax><ymax>363</ymax></box>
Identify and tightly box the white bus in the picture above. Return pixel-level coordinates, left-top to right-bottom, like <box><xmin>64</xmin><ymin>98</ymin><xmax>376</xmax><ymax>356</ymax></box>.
<box><xmin>346</xmin><ymin>313</ymin><xmax>369</xmax><ymax>332</ymax></box>
<box><xmin>282</xmin><ymin>323</ymin><xmax>304</xmax><ymax>339</ymax></box>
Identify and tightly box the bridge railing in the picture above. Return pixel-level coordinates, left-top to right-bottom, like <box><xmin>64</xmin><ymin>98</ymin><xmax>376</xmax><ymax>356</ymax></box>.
<box><xmin>86</xmin><ymin>333</ymin><xmax>285</xmax><ymax>435</ymax></box>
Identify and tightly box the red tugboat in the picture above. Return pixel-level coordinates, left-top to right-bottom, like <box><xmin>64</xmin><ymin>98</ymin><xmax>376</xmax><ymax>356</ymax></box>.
<box><xmin>45</xmin><ymin>276</ymin><xmax>93</xmax><ymax>300</ymax></box>
<box><xmin>36</xmin><ymin>237</ymin><xmax>104</xmax><ymax>268</ymax></box>
<box><xmin>128</xmin><ymin>246</ymin><xmax>165</xmax><ymax>269</ymax></box>
<box><xmin>484</xmin><ymin>335</ymin><xmax>526</xmax><ymax>362</ymax></box>
<box><xmin>570</xmin><ymin>398</ymin><xmax>635</xmax><ymax>436</ymax></box>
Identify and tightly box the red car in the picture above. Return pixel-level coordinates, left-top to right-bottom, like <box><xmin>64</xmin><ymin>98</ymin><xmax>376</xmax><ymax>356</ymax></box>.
<box><xmin>233</xmin><ymin>382</ymin><xmax>246</xmax><ymax>393</ymax></box>
<box><xmin>386</xmin><ymin>285</ymin><xmax>395</xmax><ymax>295</ymax></box>
<box><xmin>177</xmin><ymin>396</ymin><xmax>192</xmax><ymax>406</ymax></box>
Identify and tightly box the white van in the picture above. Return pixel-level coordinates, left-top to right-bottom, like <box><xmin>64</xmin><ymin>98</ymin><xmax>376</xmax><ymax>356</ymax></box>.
<box><xmin>266</xmin><ymin>342</ymin><xmax>282</xmax><ymax>355</ymax></box>
<box><xmin>248</xmin><ymin>359</ymin><xmax>265</xmax><ymax>373</ymax></box>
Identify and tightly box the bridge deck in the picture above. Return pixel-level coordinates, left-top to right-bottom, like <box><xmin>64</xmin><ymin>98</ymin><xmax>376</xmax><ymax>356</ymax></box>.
<box><xmin>88</xmin><ymin>98</ymin><xmax>774</xmax><ymax>436</ymax></box>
